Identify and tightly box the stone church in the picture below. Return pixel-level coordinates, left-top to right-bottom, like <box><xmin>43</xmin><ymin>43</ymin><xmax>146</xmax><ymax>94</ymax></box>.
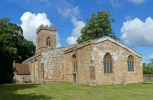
<box><xmin>13</xmin><ymin>24</ymin><xmax>143</xmax><ymax>86</ymax></box>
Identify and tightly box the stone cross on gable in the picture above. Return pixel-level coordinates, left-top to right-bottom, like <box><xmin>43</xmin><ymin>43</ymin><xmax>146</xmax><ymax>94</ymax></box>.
<box><xmin>112</xmin><ymin>76</ymin><xmax>116</xmax><ymax>86</ymax></box>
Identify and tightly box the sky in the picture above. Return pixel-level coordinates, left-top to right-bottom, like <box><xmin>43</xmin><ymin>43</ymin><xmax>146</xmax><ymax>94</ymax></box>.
<box><xmin>0</xmin><ymin>0</ymin><xmax>153</xmax><ymax>64</ymax></box>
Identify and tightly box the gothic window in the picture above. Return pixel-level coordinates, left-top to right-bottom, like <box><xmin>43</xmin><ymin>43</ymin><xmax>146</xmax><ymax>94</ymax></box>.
<box><xmin>104</xmin><ymin>53</ymin><xmax>113</xmax><ymax>73</ymax></box>
<box><xmin>127</xmin><ymin>55</ymin><xmax>134</xmax><ymax>71</ymax></box>
<box><xmin>72</xmin><ymin>55</ymin><xmax>77</xmax><ymax>72</ymax></box>
<box><xmin>46</xmin><ymin>37</ymin><xmax>51</xmax><ymax>46</ymax></box>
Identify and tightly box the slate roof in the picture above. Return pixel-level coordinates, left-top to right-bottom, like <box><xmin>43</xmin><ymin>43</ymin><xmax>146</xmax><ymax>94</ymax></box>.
<box><xmin>15</xmin><ymin>63</ymin><xmax>30</xmax><ymax>75</ymax></box>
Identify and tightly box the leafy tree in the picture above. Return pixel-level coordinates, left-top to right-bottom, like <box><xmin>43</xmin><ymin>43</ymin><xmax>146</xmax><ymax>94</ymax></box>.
<box><xmin>76</xmin><ymin>10</ymin><xmax>119</xmax><ymax>44</ymax></box>
<box><xmin>143</xmin><ymin>59</ymin><xmax>153</xmax><ymax>75</ymax></box>
<box><xmin>149</xmin><ymin>58</ymin><xmax>153</xmax><ymax>68</ymax></box>
<box><xmin>0</xmin><ymin>18</ymin><xmax>35</xmax><ymax>83</ymax></box>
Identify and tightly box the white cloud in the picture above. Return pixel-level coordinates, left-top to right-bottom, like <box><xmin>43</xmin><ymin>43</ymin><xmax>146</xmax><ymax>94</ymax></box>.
<box><xmin>58</xmin><ymin>6</ymin><xmax>85</xmax><ymax>45</ymax></box>
<box><xmin>5</xmin><ymin>0</ymin><xmax>73</xmax><ymax>13</ymax></box>
<box><xmin>128</xmin><ymin>0</ymin><xmax>146</xmax><ymax>4</ymax></box>
<box><xmin>58</xmin><ymin>6</ymin><xmax>80</xmax><ymax>18</ymax></box>
<box><xmin>71</xmin><ymin>17</ymin><xmax>86</xmax><ymax>37</ymax></box>
<box><xmin>121</xmin><ymin>17</ymin><xmax>153</xmax><ymax>47</ymax></box>
<box><xmin>58</xmin><ymin>8</ymin><xmax>71</xmax><ymax>18</ymax></box>
<box><xmin>109</xmin><ymin>0</ymin><xmax>123</xmax><ymax>7</ymax></box>
<box><xmin>149</xmin><ymin>53</ymin><xmax>153</xmax><ymax>59</ymax></box>
<box><xmin>20</xmin><ymin>11</ymin><xmax>61</xmax><ymax>47</ymax></box>
<box><xmin>142</xmin><ymin>56</ymin><xmax>147</xmax><ymax>63</ymax></box>
<box><xmin>125</xmin><ymin>15</ymin><xmax>132</xmax><ymax>20</ymax></box>
<box><xmin>56</xmin><ymin>32</ymin><xmax>61</xmax><ymax>47</ymax></box>
<box><xmin>66</xmin><ymin>36</ymin><xmax>77</xmax><ymax>45</ymax></box>
<box><xmin>66</xmin><ymin>17</ymin><xmax>86</xmax><ymax>45</ymax></box>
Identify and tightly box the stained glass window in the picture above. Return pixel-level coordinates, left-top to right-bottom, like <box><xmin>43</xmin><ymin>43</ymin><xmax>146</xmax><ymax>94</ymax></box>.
<box><xmin>107</xmin><ymin>60</ymin><xmax>109</xmax><ymax>73</ymax></box>
<box><xmin>72</xmin><ymin>55</ymin><xmax>77</xmax><ymax>72</ymax></box>
<box><xmin>104</xmin><ymin>61</ymin><xmax>106</xmax><ymax>73</ymax></box>
<box><xmin>132</xmin><ymin>61</ymin><xmax>133</xmax><ymax>71</ymax></box>
<box><xmin>110</xmin><ymin>60</ymin><xmax>112</xmax><ymax>73</ymax></box>
<box><xmin>104</xmin><ymin>53</ymin><xmax>113</xmax><ymax>73</ymax></box>
<box><xmin>128</xmin><ymin>56</ymin><xmax>134</xmax><ymax>71</ymax></box>
<box><xmin>76</xmin><ymin>62</ymin><xmax>77</xmax><ymax>72</ymax></box>
<box><xmin>74</xmin><ymin>62</ymin><xmax>75</xmax><ymax>72</ymax></box>
<box><xmin>130</xmin><ymin>60</ymin><xmax>131</xmax><ymax>71</ymax></box>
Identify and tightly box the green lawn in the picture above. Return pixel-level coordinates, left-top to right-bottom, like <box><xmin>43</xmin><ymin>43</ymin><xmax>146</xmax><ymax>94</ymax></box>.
<box><xmin>0</xmin><ymin>82</ymin><xmax>153</xmax><ymax>100</ymax></box>
<box><xmin>143</xmin><ymin>81</ymin><xmax>153</xmax><ymax>84</ymax></box>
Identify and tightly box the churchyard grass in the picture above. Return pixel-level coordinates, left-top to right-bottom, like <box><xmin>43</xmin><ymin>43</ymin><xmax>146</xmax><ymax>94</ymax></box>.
<box><xmin>0</xmin><ymin>82</ymin><xmax>153</xmax><ymax>100</ymax></box>
<box><xmin>143</xmin><ymin>81</ymin><xmax>153</xmax><ymax>83</ymax></box>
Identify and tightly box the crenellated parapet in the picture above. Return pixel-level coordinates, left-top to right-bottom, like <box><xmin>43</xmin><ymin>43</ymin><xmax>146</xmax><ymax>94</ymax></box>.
<box><xmin>36</xmin><ymin>24</ymin><xmax>57</xmax><ymax>34</ymax></box>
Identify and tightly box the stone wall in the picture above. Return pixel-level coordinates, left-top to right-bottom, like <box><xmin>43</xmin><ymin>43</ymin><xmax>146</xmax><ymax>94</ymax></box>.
<box><xmin>41</xmin><ymin>45</ymin><xmax>76</xmax><ymax>84</ymax></box>
<box><xmin>64</xmin><ymin>44</ymin><xmax>91</xmax><ymax>85</ymax></box>
<box><xmin>41</xmin><ymin>48</ymin><xmax>64</xmax><ymax>83</ymax></box>
<box><xmin>21</xmin><ymin>36</ymin><xmax>143</xmax><ymax>85</ymax></box>
<box><xmin>14</xmin><ymin>73</ymin><xmax>31</xmax><ymax>83</ymax></box>
<box><xmin>36</xmin><ymin>30</ymin><xmax>56</xmax><ymax>54</ymax></box>
<box><xmin>23</xmin><ymin>55</ymin><xmax>42</xmax><ymax>84</ymax></box>
<box><xmin>92</xmin><ymin>40</ymin><xmax>143</xmax><ymax>85</ymax></box>
<box><xmin>77</xmin><ymin>45</ymin><xmax>91</xmax><ymax>85</ymax></box>
<box><xmin>143</xmin><ymin>75</ymin><xmax>153</xmax><ymax>81</ymax></box>
<box><xmin>64</xmin><ymin>51</ymin><xmax>76</xmax><ymax>84</ymax></box>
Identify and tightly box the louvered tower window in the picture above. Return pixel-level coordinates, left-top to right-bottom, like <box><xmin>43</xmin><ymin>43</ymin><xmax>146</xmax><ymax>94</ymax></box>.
<box><xmin>46</xmin><ymin>37</ymin><xmax>51</xmax><ymax>46</ymax></box>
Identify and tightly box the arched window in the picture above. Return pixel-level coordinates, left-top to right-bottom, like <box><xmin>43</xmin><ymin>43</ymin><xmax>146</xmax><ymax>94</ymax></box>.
<box><xmin>104</xmin><ymin>53</ymin><xmax>113</xmax><ymax>73</ymax></box>
<box><xmin>72</xmin><ymin>55</ymin><xmax>77</xmax><ymax>72</ymax></box>
<box><xmin>46</xmin><ymin>37</ymin><xmax>51</xmax><ymax>46</ymax></box>
<box><xmin>127</xmin><ymin>55</ymin><xmax>134</xmax><ymax>71</ymax></box>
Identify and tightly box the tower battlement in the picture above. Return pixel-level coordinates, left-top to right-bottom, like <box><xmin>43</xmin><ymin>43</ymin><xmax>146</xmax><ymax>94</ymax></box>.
<box><xmin>36</xmin><ymin>24</ymin><xmax>57</xmax><ymax>34</ymax></box>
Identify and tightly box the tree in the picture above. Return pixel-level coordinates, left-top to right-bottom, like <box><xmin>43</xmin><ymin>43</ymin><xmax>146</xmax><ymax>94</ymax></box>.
<box><xmin>143</xmin><ymin>59</ymin><xmax>153</xmax><ymax>75</ymax></box>
<box><xmin>0</xmin><ymin>18</ymin><xmax>35</xmax><ymax>83</ymax></box>
<box><xmin>149</xmin><ymin>58</ymin><xmax>153</xmax><ymax>67</ymax></box>
<box><xmin>76</xmin><ymin>10</ymin><xmax>119</xmax><ymax>44</ymax></box>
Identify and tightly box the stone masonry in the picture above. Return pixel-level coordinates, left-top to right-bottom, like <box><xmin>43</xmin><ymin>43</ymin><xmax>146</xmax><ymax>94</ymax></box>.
<box><xmin>13</xmin><ymin>24</ymin><xmax>143</xmax><ymax>86</ymax></box>
<box><xmin>64</xmin><ymin>37</ymin><xmax>143</xmax><ymax>86</ymax></box>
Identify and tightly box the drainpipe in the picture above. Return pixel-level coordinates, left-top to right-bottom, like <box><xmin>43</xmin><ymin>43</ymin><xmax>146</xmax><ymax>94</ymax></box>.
<box><xmin>75</xmin><ymin>49</ymin><xmax>79</xmax><ymax>85</ymax></box>
<box><xmin>42</xmin><ymin>64</ymin><xmax>44</xmax><ymax>84</ymax></box>
<box><xmin>33</xmin><ymin>58</ymin><xmax>35</xmax><ymax>83</ymax></box>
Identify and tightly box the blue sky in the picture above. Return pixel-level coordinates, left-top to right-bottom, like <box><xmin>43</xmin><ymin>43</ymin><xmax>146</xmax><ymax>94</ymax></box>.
<box><xmin>0</xmin><ymin>0</ymin><xmax>153</xmax><ymax>63</ymax></box>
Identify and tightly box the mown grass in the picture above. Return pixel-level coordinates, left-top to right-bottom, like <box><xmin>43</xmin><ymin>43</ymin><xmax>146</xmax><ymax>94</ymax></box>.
<box><xmin>143</xmin><ymin>81</ymin><xmax>153</xmax><ymax>83</ymax></box>
<box><xmin>0</xmin><ymin>82</ymin><xmax>153</xmax><ymax>100</ymax></box>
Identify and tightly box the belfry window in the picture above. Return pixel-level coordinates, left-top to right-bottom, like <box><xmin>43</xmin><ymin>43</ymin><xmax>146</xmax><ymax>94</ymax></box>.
<box><xmin>46</xmin><ymin>37</ymin><xmax>50</xmax><ymax>46</ymax></box>
<box><xmin>127</xmin><ymin>55</ymin><xmax>134</xmax><ymax>71</ymax></box>
<box><xmin>72</xmin><ymin>55</ymin><xmax>77</xmax><ymax>72</ymax></box>
<box><xmin>104</xmin><ymin>53</ymin><xmax>113</xmax><ymax>73</ymax></box>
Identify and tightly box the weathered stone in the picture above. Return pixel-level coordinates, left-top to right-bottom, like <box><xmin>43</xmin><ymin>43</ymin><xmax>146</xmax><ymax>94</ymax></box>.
<box><xmin>14</xmin><ymin>25</ymin><xmax>143</xmax><ymax>86</ymax></box>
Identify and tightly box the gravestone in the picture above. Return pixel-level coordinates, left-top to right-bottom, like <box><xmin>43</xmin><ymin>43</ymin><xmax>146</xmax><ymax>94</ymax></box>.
<box><xmin>123</xmin><ymin>75</ymin><xmax>127</xmax><ymax>85</ymax></box>
<box><xmin>112</xmin><ymin>76</ymin><xmax>116</xmax><ymax>86</ymax></box>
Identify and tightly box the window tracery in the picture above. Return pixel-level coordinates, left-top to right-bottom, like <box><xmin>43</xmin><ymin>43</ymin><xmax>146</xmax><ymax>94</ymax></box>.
<box><xmin>127</xmin><ymin>55</ymin><xmax>134</xmax><ymax>71</ymax></box>
<box><xmin>104</xmin><ymin>53</ymin><xmax>113</xmax><ymax>73</ymax></box>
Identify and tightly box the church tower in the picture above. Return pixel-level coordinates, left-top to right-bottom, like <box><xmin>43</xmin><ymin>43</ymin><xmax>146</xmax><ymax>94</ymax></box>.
<box><xmin>36</xmin><ymin>24</ymin><xmax>57</xmax><ymax>54</ymax></box>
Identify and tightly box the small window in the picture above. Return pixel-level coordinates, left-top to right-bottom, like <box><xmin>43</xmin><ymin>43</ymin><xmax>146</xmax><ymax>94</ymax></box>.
<box><xmin>46</xmin><ymin>37</ymin><xmax>51</xmax><ymax>46</ymax></box>
<box><xmin>103</xmin><ymin>53</ymin><xmax>113</xmax><ymax>73</ymax></box>
<box><xmin>127</xmin><ymin>55</ymin><xmax>134</xmax><ymax>71</ymax></box>
<box><xmin>72</xmin><ymin>55</ymin><xmax>77</xmax><ymax>72</ymax></box>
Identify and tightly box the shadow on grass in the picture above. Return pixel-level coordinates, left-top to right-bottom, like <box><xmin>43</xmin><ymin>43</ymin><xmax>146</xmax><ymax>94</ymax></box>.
<box><xmin>0</xmin><ymin>83</ymin><xmax>53</xmax><ymax>100</ymax></box>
